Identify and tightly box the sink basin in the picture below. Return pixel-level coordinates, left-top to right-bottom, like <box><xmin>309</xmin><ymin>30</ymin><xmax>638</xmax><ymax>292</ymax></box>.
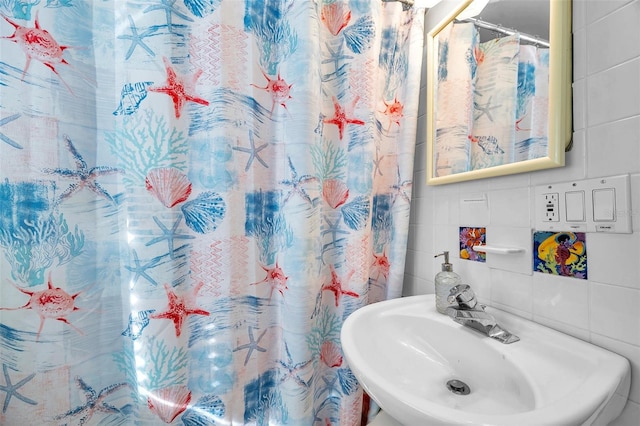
<box><xmin>341</xmin><ymin>294</ymin><xmax>630</xmax><ymax>426</ymax></box>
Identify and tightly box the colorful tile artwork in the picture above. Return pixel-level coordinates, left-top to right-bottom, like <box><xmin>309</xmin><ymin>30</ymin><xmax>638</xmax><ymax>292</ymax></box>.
<box><xmin>459</xmin><ymin>227</ymin><xmax>486</xmax><ymax>262</ymax></box>
<box><xmin>533</xmin><ymin>231</ymin><xmax>588</xmax><ymax>279</ymax></box>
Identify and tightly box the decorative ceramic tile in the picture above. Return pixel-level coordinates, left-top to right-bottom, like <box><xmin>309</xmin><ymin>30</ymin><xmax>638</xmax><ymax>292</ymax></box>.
<box><xmin>459</xmin><ymin>227</ymin><xmax>486</xmax><ymax>262</ymax></box>
<box><xmin>533</xmin><ymin>231</ymin><xmax>587</xmax><ymax>279</ymax></box>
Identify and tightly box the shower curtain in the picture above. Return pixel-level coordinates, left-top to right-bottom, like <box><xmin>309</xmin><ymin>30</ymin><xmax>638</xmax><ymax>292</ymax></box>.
<box><xmin>0</xmin><ymin>1</ymin><xmax>424</xmax><ymax>425</ymax></box>
<box><xmin>434</xmin><ymin>21</ymin><xmax>549</xmax><ymax>176</ymax></box>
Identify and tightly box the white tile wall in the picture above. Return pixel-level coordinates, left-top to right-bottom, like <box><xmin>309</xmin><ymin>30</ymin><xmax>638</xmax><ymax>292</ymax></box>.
<box><xmin>586</xmin><ymin>2</ymin><xmax>640</xmax><ymax>74</ymax></box>
<box><xmin>404</xmin><ymin>0</ymin><xmax>640</xmax><ymax>423</ymax></box>
<box><xmin>532</xmin><ymin>273</ymin><xmax>589</xmax><ymax>329</ymax></box>
<box><xmin>489</xmin><ymin>187</ymin><xmax>530</xmax><ymax>226</ymax></box>
<box><xmin>590</xmin><ymin>283</ymin><xmax>640</xmax><ymax>346</ymax></box>
<box><xmin>587</xmin><ymin>117</ymin><xmax>640</xmax><ymax>177</ymax></box>
<box><xmin>587</xmin><ymin>58</ymin><xmax>640</xmax><ymax>126</ymax></box>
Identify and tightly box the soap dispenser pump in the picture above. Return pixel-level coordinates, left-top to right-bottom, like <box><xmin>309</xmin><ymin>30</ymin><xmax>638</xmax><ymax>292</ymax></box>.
<box><xmin>434</xmin><ymin>251</ymin><xmax>462</xmax><ymax>314</ymax></box>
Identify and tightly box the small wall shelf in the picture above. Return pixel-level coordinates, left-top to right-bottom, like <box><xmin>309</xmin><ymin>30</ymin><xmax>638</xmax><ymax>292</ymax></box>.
<box><xmin>471</xmin><ymin>245</ymin><xmax>525</xmax><ymax>255</ymax></box>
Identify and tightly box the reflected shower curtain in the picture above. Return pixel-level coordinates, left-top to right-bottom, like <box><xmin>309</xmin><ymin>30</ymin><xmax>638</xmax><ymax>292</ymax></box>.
<box><xmin>470</xmin><ymin>34</ymin><xmax>519</xmax><ymax>170</ymax></box>
<box><xmin>434</xmin><ymin>22</ymin><xmax>550</xmax><ymax>176</ymax></box>
<box><xmin>434</xmin><ymin>22</ymin><xmax>477</xmax><ymax>176</ymax></box>
<box><xmin>514</xmin><ymin>45</ymin><xmax>550</xmax><ymax>162</ymax></box>
<box><xmin>0</xmin><ymin>1</ymin><xmax>424</xmax><ymax>424</ymax></box>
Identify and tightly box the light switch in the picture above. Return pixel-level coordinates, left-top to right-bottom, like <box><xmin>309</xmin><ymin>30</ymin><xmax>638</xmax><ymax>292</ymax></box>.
<box><xmin>565</xmin><ymin>191</ymin><xmax>585</xmax><ymax>222</ymax></box>
<box><xmin>593</xmin><ymin>188</ymin><xmax>615</xmax><ymax>221</ymax></box>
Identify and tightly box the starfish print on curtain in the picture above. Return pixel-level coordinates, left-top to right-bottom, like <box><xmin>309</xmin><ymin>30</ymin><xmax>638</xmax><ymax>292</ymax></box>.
<box><xmin>145</xmin><ymin>215</ymin><xmax>195</xmax><ymax>259</ymax></box>
<box><xmin>54</xmin><ymin>377</ymin><xmax>129</xmax><ymax>425</ymax></box>
<box><xmin>312</xmin><ymin>264</ymin><xmax>360</xmax><ymax>318</ymax></box>
<box><xmin>0</xmin><ymin>113</ymin><xmax>22</xmax><ymax>149</ymax></box>
<box><xmin>42</xmin><ymin>135</ymin><xmax>123</xmax><ymax>205</ymax></box>
<box><xmin>142</xmin><ymin>0</ymin><xmax>194</xmax><ymax>33</ymax></box>
<box><xmin>149</xmin><ymin>56</ymin><xmax>209</xmax><ymax>118</ymax></box>
<box><xmin>323</xmin><ymin>96</ymin><xmax>365</xmax><ymax>140</ymax></box>
<box><xmin>150</xmin><ymin>283</ymin><xmax>210</xmax><ymax>337</ymax></box>
<box><xmin>234</xmin><ymin>326</ymin><xmax>268</xmax><ymax>366</ymax></box>
<box><xmin>277</xmin><ymin>342</ymin><xmax>312</xmax><ymax>387</ymax></box>
<box><xmin>0</xmin><ymin>364</ymin><xmax>36</xmax><ymax>413</ymax></box>
<box><xmin>118</xmin><ymin>15</ymin><xmax>156</xmax><ymax>60</ymax></box>
<box><xmin>280</xmin><ymin>156</ymin><xmax>318</xmax><ymax>205</ymax></box>
<box><xmin>125</xmin><ymin>250</ymin><xmax>161</xmax><ymax>287</ymax></box>
<box><xmin>233</xmin><ymin>130</ymin><xmax>270</xmax><ymax>171</ymax></box>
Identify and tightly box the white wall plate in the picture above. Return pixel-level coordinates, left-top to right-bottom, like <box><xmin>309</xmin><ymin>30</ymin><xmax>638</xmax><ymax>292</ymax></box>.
<box><xmin>534</xmin><ymin>174</ymin><xmax>633</xmax><ymax>234</ymax></box>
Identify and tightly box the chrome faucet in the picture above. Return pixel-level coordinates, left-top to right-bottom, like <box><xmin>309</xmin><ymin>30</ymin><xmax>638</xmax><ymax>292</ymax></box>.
<box><xmin>445</xmin><ymin>284</ymin><xmax>520</xmax><ymax>344</ymax></box>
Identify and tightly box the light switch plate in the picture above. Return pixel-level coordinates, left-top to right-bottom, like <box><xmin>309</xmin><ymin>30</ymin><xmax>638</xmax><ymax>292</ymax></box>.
<box><xmin>534</xmin><ymin>174</ymin><xmax>632</xmax><ymax>234</ymax></box>
<box><xmin>565</xmin><ymin>191</ymin><xmax>585</xmax><ymax>222</ymax></box>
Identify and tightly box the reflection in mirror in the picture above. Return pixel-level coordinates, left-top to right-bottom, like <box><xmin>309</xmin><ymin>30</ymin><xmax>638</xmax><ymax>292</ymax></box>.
<box><xmin>426</xmin><ymin>0</ymin><xmax>572</xmax><ymax>185</ymax></box>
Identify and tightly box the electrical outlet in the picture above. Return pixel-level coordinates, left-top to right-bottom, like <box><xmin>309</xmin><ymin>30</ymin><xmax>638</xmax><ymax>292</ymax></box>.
<box><xmin>544</xmin><ymin>193</ymin><xmax>559</xmax><ymax>222</ymax></box>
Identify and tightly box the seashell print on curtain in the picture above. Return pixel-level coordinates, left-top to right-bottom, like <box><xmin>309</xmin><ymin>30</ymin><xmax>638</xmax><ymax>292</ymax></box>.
<box><xmin>0</xmin><ymin>0</ymin><xmax>424</xmax><ymax>424</ymax></box>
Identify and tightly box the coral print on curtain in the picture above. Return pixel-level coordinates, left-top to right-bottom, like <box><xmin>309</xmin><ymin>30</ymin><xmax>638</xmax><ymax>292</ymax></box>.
<box><xmin>0</xmin><ymin>0</ymin><xmax>424</xmax><ymax>425</ymax></box>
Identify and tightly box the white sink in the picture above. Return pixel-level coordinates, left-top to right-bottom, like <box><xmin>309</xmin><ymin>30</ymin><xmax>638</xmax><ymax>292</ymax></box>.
<box><xmin>341</xmin><ymin>294</ymin><xmax>630</xmax><ymax>426</ymax></box>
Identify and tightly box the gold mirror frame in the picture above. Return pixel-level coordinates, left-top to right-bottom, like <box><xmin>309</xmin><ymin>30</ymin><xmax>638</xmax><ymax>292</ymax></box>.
<box><xmin>426</xmin><ymin>0</ymin><xmax>572</xmax><ymax>185</ymax></box>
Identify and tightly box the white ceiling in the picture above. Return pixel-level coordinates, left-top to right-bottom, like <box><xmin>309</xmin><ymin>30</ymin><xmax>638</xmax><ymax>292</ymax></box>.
<box><xmin>476</xmin><ymin>0</ymin><xmax>550</xmax><ymax>42</ymax></box>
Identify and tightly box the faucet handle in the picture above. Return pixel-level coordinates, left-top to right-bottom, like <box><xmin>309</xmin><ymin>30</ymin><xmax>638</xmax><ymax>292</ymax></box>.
<box><xmin>447</xmin><ymin>284</ymin><xmax>478</xmax><ymax>310</ymax></box>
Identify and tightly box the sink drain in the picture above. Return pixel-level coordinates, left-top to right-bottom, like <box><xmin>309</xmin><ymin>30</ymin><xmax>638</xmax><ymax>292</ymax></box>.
<box><xmin>446</xmin><ymin>379</ymin><xmax>470</xmax><ymax>395</ymax></box>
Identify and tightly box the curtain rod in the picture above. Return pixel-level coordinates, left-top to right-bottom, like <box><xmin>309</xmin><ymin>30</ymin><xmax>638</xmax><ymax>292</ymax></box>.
<box><xmin>461</xmin><ymin>17</ymin><xmax>550</xmax><ymax>48</ymax></box>
<box><xmin>382</xmin><ymin>0</ymin><xmax>434</xmax><ymax>10</ymax></box>
<box><xmin>382</xmin><ymin>0</ymin><xmax>415</xmax><ymax>10</ymax></box>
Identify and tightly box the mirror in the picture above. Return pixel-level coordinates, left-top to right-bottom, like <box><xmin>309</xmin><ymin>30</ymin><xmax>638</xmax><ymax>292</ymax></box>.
<box><xmin>426</xmin><ymin>0</ymin><xmax>572</xmax><ymax>185</ymax></box>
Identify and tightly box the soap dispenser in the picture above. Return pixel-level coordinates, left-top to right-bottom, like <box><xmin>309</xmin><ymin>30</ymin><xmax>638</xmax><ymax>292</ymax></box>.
<box><xmin>434</xmin><ymin>251</ymin><xmax>462</xmax><ymax>314</ymax></box>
